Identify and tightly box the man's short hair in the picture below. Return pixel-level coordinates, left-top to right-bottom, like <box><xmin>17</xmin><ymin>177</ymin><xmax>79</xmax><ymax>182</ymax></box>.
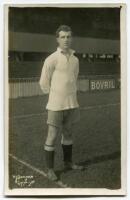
<box><xmin>56</xmin><ymin>25</ymin><xmax>72</xmax><ymax>38</ymax></box>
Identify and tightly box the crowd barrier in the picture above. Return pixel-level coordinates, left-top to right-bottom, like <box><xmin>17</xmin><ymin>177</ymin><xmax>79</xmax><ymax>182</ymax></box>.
<box><xmin>9</xmin><ymin>75</ymin><xmax>120</xmax><ymax>99</ymax></box>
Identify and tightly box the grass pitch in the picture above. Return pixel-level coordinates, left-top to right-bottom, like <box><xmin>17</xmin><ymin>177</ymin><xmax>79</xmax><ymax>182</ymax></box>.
<box><xmin>9</xmin><ymin>90</ymin><xmax>121</xmax><ymax>189</ymax></box>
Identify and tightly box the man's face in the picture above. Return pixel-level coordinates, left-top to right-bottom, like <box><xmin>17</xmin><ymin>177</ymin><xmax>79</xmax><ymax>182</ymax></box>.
<box><xmin>57</xmin><ymin>31</ymin><xmax>72</xmax><ymax>51</ymax></box>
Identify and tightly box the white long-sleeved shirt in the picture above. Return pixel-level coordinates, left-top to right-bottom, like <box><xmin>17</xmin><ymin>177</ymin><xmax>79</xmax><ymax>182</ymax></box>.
<box><xmin>39</xmin><ymin>47</ymin><xmax>79</xmax><ymax>111</ymax></box>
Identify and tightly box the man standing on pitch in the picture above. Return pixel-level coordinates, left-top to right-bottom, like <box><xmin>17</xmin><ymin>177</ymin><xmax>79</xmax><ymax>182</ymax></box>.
<box><xmin>39</xmin><ymin>25</ymin><xmax>83</xmax><ymax>181</ymax></box>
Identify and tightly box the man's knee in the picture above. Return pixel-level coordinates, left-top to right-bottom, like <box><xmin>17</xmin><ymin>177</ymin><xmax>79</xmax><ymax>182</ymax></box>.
<box><xmin>46</xmin><ymin>125</ymin><xmax>59</xmax><ymax>145</ymax></box>
<box><xmin>63</xmin><ymin>124</ymin><xmax>72</xmax><ymax>139</ymax></box>
<box><xmin>63</xmin><ymin>131</ymin><xmax>72</xmax><ymax>140</ymax></box>
<box><xmin>61</xmin><ymin>126</ymin><xmax>73</xmax><ymax>145</ymax></box>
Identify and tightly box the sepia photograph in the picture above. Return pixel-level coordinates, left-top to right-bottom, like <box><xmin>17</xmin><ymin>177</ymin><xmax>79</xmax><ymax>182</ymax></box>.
<box><xmin>4</xmin><ymin>3</ymin><xmax>127</xmax><ymax>196</ymax></box>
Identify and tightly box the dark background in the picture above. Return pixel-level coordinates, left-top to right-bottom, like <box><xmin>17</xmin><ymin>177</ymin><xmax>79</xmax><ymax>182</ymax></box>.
<box><xmin>9</xmin><ymin>7</ymin><xmax>120</xmax><ymax>39</ymax></box>
<box><xmin>9</xmin><ymin>7</ymin><xmax>120</xmax><ymax>79</ymax></box>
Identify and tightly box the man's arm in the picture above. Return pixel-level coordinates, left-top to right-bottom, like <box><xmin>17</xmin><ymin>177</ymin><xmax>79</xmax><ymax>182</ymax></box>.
<box><xmin>39</xmin><ymin>58</ymin><xmax>55</xmax><ymax>94</ymax></box>
<box><xmin>75</xmin><ymin>58</ymin><xmax>79</xmax><ymax>80</ymax></box>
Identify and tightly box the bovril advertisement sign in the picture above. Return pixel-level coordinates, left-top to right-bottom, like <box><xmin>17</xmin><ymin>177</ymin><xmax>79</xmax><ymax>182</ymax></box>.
<box><xmin>90</xmin><ymin>79</ymin><xmax>116</xmax><ymax>91</ymax></box>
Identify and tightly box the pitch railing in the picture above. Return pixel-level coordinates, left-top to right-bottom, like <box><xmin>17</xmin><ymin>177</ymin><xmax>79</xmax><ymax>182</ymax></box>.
<box><xmin>9</xmin><ymin>77</ymin><xmax>42</xmax><ymax>98</ymax></box>
<box><xmin>9</xmin><ymin>75</ymin><xmax>120</xmax><ymax>99</ymax></box>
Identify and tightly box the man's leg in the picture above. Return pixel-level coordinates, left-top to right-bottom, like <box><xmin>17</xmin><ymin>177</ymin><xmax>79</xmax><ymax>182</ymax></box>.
<box><xmin>61</xmin><ymin>124</ymin><xmax>73</xmax><ymax>166</ymax></box>
<box><xmin>44</xmin><ymin>125</ymin><xmax>59</xmax><ymax>181</ymax></box>
<box><xmin>61</xmin><ymin>123</ymin><xmax>84</xmax><ymax>170</ymax></box>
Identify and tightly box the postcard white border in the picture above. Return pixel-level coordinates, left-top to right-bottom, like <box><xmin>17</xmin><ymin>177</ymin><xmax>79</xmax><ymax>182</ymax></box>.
<box><xmin>3</xmin><ymin>2</ymin><xmax>127</xmax><ymax>197</ymax></box>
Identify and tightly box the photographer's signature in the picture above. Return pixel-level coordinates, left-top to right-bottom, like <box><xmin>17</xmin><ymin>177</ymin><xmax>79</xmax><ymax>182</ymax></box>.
<box><xmin>12</xmin><ymin>175</ymin><xmax>35</xmax><ymax>187</ymax></box>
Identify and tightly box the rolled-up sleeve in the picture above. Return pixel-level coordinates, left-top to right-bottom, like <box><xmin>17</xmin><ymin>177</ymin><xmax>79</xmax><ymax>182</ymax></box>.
<box><xmin>39</xmin><ymin>58</ymin><xmax>55</xmax><ymax>94</ymax></box>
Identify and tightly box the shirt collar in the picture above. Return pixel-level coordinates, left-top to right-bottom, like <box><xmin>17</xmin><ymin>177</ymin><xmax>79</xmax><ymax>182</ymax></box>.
<box><xmin>57</xmin><ymin>47</ymin><xmax>75</xmax><ymax>55</ymax></box>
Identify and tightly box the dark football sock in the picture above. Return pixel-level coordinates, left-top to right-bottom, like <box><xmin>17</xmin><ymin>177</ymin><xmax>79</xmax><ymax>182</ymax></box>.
<box><xmin>62</xmin><ymin>144</ymin><xmax>72</xmax><ymax>163</ymax></box>
<box><xmin>44</xmin><ymin>144</ymin><xmax>55</xmax><ymax>169</ymax></box>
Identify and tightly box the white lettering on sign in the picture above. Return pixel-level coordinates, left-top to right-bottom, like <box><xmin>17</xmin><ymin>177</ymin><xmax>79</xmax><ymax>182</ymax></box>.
<box><xmin>106</xmin><ymin>54</ymin><xmax>114</xmax><ymax>58</ymax></box>
<box><xmin>99</xmin><ymin>54</ymin><xmax>106</xmax><ymax>59</ymax></box>
<box><xmin>90</xmin><ymin>80</ymin><xmax>115</xmax><ymax>90</ymax></box>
